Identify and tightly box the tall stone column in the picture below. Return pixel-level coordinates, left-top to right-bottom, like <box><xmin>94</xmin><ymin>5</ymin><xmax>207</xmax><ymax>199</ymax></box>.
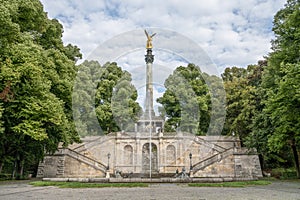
<box><xmin>144</xmin><ymin>48</ymin><xmax>155</xmax><ymax>118</ymax></box>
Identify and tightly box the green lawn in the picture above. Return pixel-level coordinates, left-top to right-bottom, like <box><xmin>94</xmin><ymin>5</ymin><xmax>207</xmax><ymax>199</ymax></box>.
<box><xmin>188</xmin><ymin>180</ymin><xmax>271</xmax><ymax>187</ymax></box>
<box><xmin>30</xmin><ymin>180</ymin><xmax>272</xmax><ymax>188</ymax></box>
<box><xmin>30</xmin><ymin>181</ymin><xmax>148</xmax><ymax>188</ymax></box>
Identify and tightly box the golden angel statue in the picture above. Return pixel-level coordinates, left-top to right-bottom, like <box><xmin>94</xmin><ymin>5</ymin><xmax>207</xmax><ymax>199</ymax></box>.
<box><xmin>144</xmin><ymin>30</ymin><xmax>156</xmax><ymax>49</ymax></box>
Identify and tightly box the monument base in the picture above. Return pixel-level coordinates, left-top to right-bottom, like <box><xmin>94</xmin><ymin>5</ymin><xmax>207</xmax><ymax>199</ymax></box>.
<box><xmin>37</xmin><ymin>133</ymin><xmax>262</xmax><ymax>180</ymax></box>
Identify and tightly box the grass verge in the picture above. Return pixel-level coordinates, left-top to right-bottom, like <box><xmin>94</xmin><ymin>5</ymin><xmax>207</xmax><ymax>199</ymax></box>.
<box><xmin>30</xmin><ymin>180</ymin><xmax>272</xmax><ymax>188</ymax></box>
<box><xmin>188</xmin><ymin>180</ymin><xmax>272</xmax><ymax>187</ymax></box>
<box><xmin>30</xmin><ymin>181</ymin><xmax>148</xmax><ymax>188</ymax></box>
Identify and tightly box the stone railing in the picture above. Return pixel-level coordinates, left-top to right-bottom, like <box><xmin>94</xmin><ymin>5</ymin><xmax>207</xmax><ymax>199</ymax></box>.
<box><xmin>64</xmin><ymin>148</ymin><xmax>107</xmax><ymax>173</ymax></box>
<box><xmin>73</xmin><ymin>135</ymin><xmax>114</xmax><ymax>152</ymax></box>
<box><xmin>192</xmin><ymin>148</ymin><xmax>233</xmax><ymax>173</ymax></box>
<box><xmin>193</xmin><ymin>137</ymin><xmax>226</xmax><ymax>152</ymax></box>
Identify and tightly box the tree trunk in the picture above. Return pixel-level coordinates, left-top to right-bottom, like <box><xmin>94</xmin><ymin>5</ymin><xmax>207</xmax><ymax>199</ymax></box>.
<box><xmin>16</xmin><ymin>159</ymin><xmax>24</xmax><ymax>180</ymax></box>
<box><xmin>258</xmin><ymin>154</ymin><xmax>264</xmax><ymax>172</ymax></box>
<box><xmin>291</xmin><ymin>140</ymin><xmax>300</xmax><ymax>179</ymax></box>
<box><xmin>0</xmin><ymin>162</ymin><xmax>3</xmax><ymax>174</ymax></box>
<box><xmin>12</xmin><ymin>161</ymin><xmax>16</xmax><ymax>179</ymax></box>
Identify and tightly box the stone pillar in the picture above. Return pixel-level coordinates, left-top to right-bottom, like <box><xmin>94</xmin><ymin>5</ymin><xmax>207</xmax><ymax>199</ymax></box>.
<box><xmin>106</xmin><ymin>171</ymin><xmax>110</xmax><ymax>178</ymax></box>
<box><xmin>144</xmin><ymin>48</ymin><xmax>155</xmax><ymax>118</ymax></box>
<box><xmin>115</xmin><ymin>137</ymin><xmax>120</xmax><ymax>172</ymax></box>
<box><xmin>135</xmin><ymin>137</ymin><xmax>141</xmax><ymax>173</ymax></box>
<box><xmin>135</xmin><ymin>123</ymin><xmax>138</xmax><ymax>133</ymax></box>
<box><xmin>158</xmin><ymin>138</ymin><xmax>162</xmax><ymax>172</ymax></box>
<box><xmin>178</xmin><ymin>139</ymin><xmax>183</xmax><ymax>166</ymax></box>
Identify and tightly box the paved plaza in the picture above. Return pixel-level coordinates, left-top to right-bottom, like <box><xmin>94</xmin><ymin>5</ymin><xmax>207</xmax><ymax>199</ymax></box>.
<box><xmin>0</xmin><ymin>180</ymin><xmax>299</xmax><ymax>200</ymax></box>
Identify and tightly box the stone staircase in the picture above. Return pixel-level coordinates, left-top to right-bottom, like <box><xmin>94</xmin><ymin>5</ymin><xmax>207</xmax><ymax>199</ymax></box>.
<box><xmin>56</xmin><ymin>156</ymin><xmax>65</xmax><ymax>176</ymax></box>
<box><xmin>64</xmin><ymin>148</ymin><xmax>107</xmax><ymax>173</ymax></box>
<box><xmin>193</xmin><ymin>136</ymin><xmax>227</xmax><ymax>152</ymax></box>
<box><xmin>192</xmin><ymin>148</ymin><xmax>233</xmax><ymax>173</ymax></box>
<box><xmin>72</xmin><ymin>135</ymin><xmax>114</xmax><ymax>153</ymax></box>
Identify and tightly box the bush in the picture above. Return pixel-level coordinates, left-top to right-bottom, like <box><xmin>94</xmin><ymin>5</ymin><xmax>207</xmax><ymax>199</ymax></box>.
<box><xmin>0</xmin><ymin>173</ymin><xmax>11</xmax><ymax>181</ymax></box>
<box><xmin>271</xmin><ymin>168</ymin><xmax>297</xmax><ymax>179</ymax></box>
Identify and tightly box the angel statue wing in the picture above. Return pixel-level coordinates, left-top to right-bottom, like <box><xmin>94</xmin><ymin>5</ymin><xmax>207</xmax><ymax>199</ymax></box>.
<box><xmin>144</xmin><ymin>30</ymin><xmax>150</xmax><ymax>39</ymax></box>
<box><xmin>144</xmin><ymin>30</ymin><xmax>156</xmax><ymax>49</ymax></box>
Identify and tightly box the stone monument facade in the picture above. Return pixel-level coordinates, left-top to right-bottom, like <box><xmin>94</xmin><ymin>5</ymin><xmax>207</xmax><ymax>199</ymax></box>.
<box><xmin>37</xmin><ymin>133</ymin><xmax>262</xmax><ymax>179</ymax></box>
<box><xmin>37</xmin><ymin>30</ymin><xmax>262</xmax><ymax>180</ymax></box>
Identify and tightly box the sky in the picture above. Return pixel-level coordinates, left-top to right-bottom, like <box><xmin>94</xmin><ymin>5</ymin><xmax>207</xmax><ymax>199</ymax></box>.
<box><xmin>40</xmin><ymin>0</ymin><xmax>285</xmax><ymax>69</ymax></box>
<box><xmin>40</xmin><ymin>0</ymin><xmax>286</xmax><ymax>112</ymax></box>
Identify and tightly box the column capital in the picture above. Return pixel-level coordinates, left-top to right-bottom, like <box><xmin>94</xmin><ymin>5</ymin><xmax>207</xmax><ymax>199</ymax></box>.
<box><xmin>145</xmin><ymin>49</ymin><xmax>154</xmax><ymax>64</ymax></box>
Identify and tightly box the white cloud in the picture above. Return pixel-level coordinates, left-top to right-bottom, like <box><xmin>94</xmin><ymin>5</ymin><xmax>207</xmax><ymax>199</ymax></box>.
<box><xmin>40</xmin><ymin>0</ymin><xmax>285</xmax><ymax>110</ymax></box>
<box><xmin>40</xmin><ymin>0</ymin><xmax>285</xmax><ymax>69</ymax></box>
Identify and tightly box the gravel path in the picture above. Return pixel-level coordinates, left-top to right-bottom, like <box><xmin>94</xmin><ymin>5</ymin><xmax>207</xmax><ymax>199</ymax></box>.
<box><xmin>0</xmin><ymin>181</ymin><xmax>299</xmax><ymax>200</ymax></box>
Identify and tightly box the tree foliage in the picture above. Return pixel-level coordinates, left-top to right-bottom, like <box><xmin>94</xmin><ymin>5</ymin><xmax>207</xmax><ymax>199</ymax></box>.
<box><xmin>222</xmin><ymin>63</ymin><xmax>264</xmax><ymax>142</ymax></box>
<box><xmin>157</xmin><ymin>64</ymin><xmax>211</xmax><ymax>135</ymax></box>
<box><xmin>0</xmin><ymin>0</ymin><xmax>81</xmax><ymax>177</ymax></box>
<box><xmin>73</xmin><ymin>61</ymin><xmax>141</xmax><ymax>137</ymax></box>
<box><xmin>266</xmin><ymin>63</ymin><xmax>300</xmax><ymax>152</ymax></box>
<box><xmin>244</xmin><ymin>0</ymin><xmax>300</xmax><ymax>177</ymax></box>
<box><xmin>270</xmin><ymin>0</ymin><xmax>300</xmax><ymax>66</ymax></box>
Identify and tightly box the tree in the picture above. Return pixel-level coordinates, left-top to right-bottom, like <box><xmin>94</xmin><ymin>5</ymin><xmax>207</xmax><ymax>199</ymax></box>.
<box><xmin>95</xmin><ymin>62</ymin><xmax>141</xmax><ymax>134</ymax></box>
<box><xmin>248</xmin><ymin>0</ymin><xmax>300</xmax><ymax>177</ymax></box>
<box><xmin>112</xmin><ymin>71</ymin><xmax>141</xmax><ymax>131</ymax></box>
<box><xmin>73</xmin><ymin>61</ymin><xmax>141</xmax><ymax>136</ymax></box>
<box><xmin>221</xmin><ymin>62</ymin><xmax>285</xmax><ymax>171</ymax></box>
<box><xmin>0</xmin><ymin>0</ymin><xmax>80</xmax><ymax>177</ymax></box>
<box><xmin>270</xmin><ymin>0</ymin><xmax>300</xmax><ymax>66</ymax></box>
<box><xmin>222</xmin><ymin>63</ymin><xmax>264</xmax><ymax>143</ymax></box>
<box><xmin>265</xmin><ymin>63</ymin><xmax>300</xmax><ymax>177</ymax></box>
<box><xmin>222</xmin><ymin>67</ymin><xmax>248</xmax><ymax>137</ymax></box>
<box><xmin>267</xmin><ymin>0</ymin><xmax>300</xmax><ymax>177</ymax></box>
<box><xmin>72</xmin><ymin>60</ymin><xmax>103</xmax><ymax>137</ymax></box>
<box><xmin>157</xmin><ymin>64</ymin><xmax>211</xmax><ymax>135</ymax></box>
